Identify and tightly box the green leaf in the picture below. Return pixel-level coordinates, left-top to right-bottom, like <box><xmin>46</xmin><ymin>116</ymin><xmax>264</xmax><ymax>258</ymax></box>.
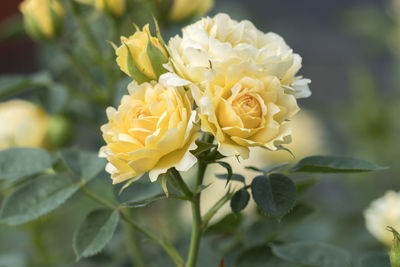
<box><xmin>205</xmin><ymin>213</ymin><xmax>242</xmax><ymax>235</ymax></box>
<box><xmin>245</xmin><ymin>163</ymin><xmax>288</xmax><ymax>175</ymax></box>
<box><xmin>262</xmin><ymin>163</ymin><xmax>289</xmax><ymax>173</ymax></box>
<box><xmin>360</xmin><ymin>254</ymin><xmax>390</xmax><ymax>267</ymax></box>
<box><xmin>231</xmin><ymin>188</ymin><xmax>250</xmax><ymax>213</ymax></box>
<box><xmin>214</xmin><ymin>161</ymin><xmax>233</xmax><ymax>185</ymax></box>
<box><xmin>61</xmin><ymin>149</ymin><xmax>106</xmax><ymax>182</ymax></box>
<box><xmin>0</xmin><ymin>72</ymin><xmax>51</xmax><ymax>99</ymax></box>
<box><xmin>251</xmin><ymin>174</ymin><xmax>297</xmax><ymax>220</ymax></box>
<box><xmin>114</xmin><ymin>175</ymin><xmax>164</xmax><ymax>204</ymax></box>
<box><xmin>236</xmin><ymin>245</ymin><xmax>300</xmax><ymax>267</ymax></box>
<box><xmin>146</xmin><ymin>35</ymin><xmax>168</xmax><ymax>78</ymax></box>
<box><xmin>290</xmin><ymin>155</ymin><xmax>386</xmax><ymax>173</ymax></box>
<box><xmin>0</xmin><ymin>252</ymin><xmax>26</xmax><ymax>267</ymax></box>
<box><xmin>0</xmin><ymin>75</ymin><xmax>31</xmax><ymax>98</ymax></box>
<box><xmin>0</xmin><ymin>148</ymin><xmax>52</xmax><ymax>180</ymax></box>
<box><xmin>73</xmin><ymin>209</ymin><xmax>120</xmax><ymax>260</ymax></box>
<box><xmin>216</xmin><ymin>173</ymin><xmax>245</xmax><ymax>184</ymax></box>
<box><xmin>295</xmin><ymin>177</ymin><xmax>319</xmax><ymax>195</ymax></box>
<box><xmin>37</xmin><ymin>83</ymin><xmax>68</xmax><ymax>114</ymax></box>
<box><xmin>271</xmin><ymin>241</ymin><xmax>352</xmax><ymax>267</ymax></box>
<box><xmin>247</xmin><ymin>204</ymin><xmax>316</xmax><ymax>244</ymax></box>
<box><xmin>124</xmin><ymin>43</ymin><xmax>151</xmax><ymax>84</ymax></box>
<box><xmin>122</xmin><ymin>193</ymin><xmax>167</xmax><ymax>208</ymax></box>
<box><xmin>0</xmin><ymin>173</ymin><xmax>79</xmax><ymax>225</ymax></box>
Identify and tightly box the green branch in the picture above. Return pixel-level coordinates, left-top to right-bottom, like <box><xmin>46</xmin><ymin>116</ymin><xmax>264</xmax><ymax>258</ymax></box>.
<box><xmin>79</xmin><ymin>184</ymin><xmax>184</xmax><ymax>266</ymax></box>
<box><xmin>201</xmin><ymin>190</ymin><xmax>234</xmax><ymax>229</ymax></box>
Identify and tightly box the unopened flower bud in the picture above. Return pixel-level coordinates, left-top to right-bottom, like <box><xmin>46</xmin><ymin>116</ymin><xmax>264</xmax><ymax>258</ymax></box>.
<box><xmin>19</xmin><ymin>0</ymin><xmax>64</xmax><ymax>41</ymax></box>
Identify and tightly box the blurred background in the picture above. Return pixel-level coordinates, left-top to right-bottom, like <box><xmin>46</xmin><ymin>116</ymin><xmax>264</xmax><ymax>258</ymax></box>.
<box><xmin>0</xmin><ymin>0</ymin><xmax>399</xmax><ymax>266</ymax></box>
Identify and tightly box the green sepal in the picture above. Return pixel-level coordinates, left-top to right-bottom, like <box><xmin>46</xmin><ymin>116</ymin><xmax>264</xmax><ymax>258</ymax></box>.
<box><xmin>132</xmin><ymin>23</ymin><xmax>140</xmax><ymax>32</ymax></box>
<box><xmin>146</xmin><ymin>33</ymin><xmax>168</xmax><ymax>79</ymax></box>
<box><xmin>48</xmin><ymin>4</ymin><xmax>63</xmax><ymax>39</ymax></box>
<box><xmin>123</xmin><ymin>42</ymin><xmax>151</xmax><ymax>84</ymax></box>
<box><xmin>24</xmin><ymin>14</ymin><xmax>47</xmax><ymax>41</ymax></box>
<box><xmin>388</xmin><ymin>227</ymin><xmax>400</xmax><ymax>267</ymax></box>
<box><xmin>106</xmin><ymin>40</ymin><xmax>118</xmax><ymax>50</ymax></box>
<box><xmin>152</xmin><ymin>16</ymin><xmax>168</xmax><ymax>53</ymax></box>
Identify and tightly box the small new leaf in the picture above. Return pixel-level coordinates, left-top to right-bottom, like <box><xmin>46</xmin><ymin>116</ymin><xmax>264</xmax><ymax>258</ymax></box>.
<box><xmin>245</xmin><ymin>163</ymin><xmax>288</xmax><ymax>175</ymax></box>
<box><xmin>231</xmin><ymin>188</ymin><xmax>250</xmax><ymax>213</ymax></box>
<box><xmin>214</xmin><ymin>161</ymin><xmax>233</xmax><ymax>186</ymax></box>
<box><xmin>216</xmin><ymin>173</ymin><xmax>245</xmax><ymax>184</ymax></box>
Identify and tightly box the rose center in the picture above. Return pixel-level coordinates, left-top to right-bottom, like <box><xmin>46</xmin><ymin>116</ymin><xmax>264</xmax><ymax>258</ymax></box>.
<box><xmin>232</xmin><ymin>94</ymin><xmax>262</xmax><ymax>129</ymax></box>
<box><xmin>128</xmin><ymin>106</ymin><xmax>159</xmax><ymax>144</ymax></box>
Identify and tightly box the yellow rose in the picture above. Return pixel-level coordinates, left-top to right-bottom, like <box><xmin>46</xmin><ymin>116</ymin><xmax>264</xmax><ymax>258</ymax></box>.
<box><xmin>168</xmin><ymin>13</ymin><xmax>311</xmax><ymax>98</ymax></box>
<box><xmin>19</xmin><ymin>0</ymin><xmax>64</xmax><ymax>41</ymax></box>
<box><xmin>95</xmin><ymin>0</ymin><xmax>126</xmax><ymax>16</ymax></box>
<box><xmin>364</xmin><ymin>191</ymin><xmax>400</xmax><ymax>246</ymax></box>
<box><xmin>190</xmin><ymin>71</ymin><xmax>299</xmax><ymax>159</ymax></box>
<box><xmin>0</xmin><ymin>100</ymin><xmax>49</xmax><ymax>150</ymax></box>
<box><xmin>99</xmin><ymin>81</ymin><xmax>199</xmax><ymax>183</ymax></box>
<box><xmin>168</xmin><ymin>0</ymin><xmax>214</xmax><ymax>21</ymax></box>
<box><xmin>116</xmin><ymin>24</ymin><xmax>168</xmax><ymax>82</ymax></box>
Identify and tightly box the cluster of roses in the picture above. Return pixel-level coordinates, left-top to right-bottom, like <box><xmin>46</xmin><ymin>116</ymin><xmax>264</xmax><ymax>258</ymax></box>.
<box><xmin>100</xmin><ymin>13</ymin><xmax>312</xmax><ymax>184</ymax></box>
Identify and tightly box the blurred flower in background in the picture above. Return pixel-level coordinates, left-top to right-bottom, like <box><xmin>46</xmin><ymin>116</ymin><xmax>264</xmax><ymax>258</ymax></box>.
<box><xmin>364</xmin><ymin>191</ymin><xmax>400</xmax><ymax>246</ymax></box>
<box><xmin>94</xmin><ymin>0</ymin><xmax>126</xmax><ymax>17</ymax></box>
<box><xmin>75</xmin><ymin>0</ymin><xmax>126</xmax><ymax>16</ymax></box>
<box><xmin>0</xmin><ymin>99</ymin><xmax>49</xmax><ymax>150</ymax></box>
<box><xmin>167</xmin><ymin>0</ymin><xmax>214</xmax><ymax>22</ymax></box>
<box><xmin>19</xmin><ymin>0</ymin><xmax>64</xmax><ymax>41</ymax></box>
